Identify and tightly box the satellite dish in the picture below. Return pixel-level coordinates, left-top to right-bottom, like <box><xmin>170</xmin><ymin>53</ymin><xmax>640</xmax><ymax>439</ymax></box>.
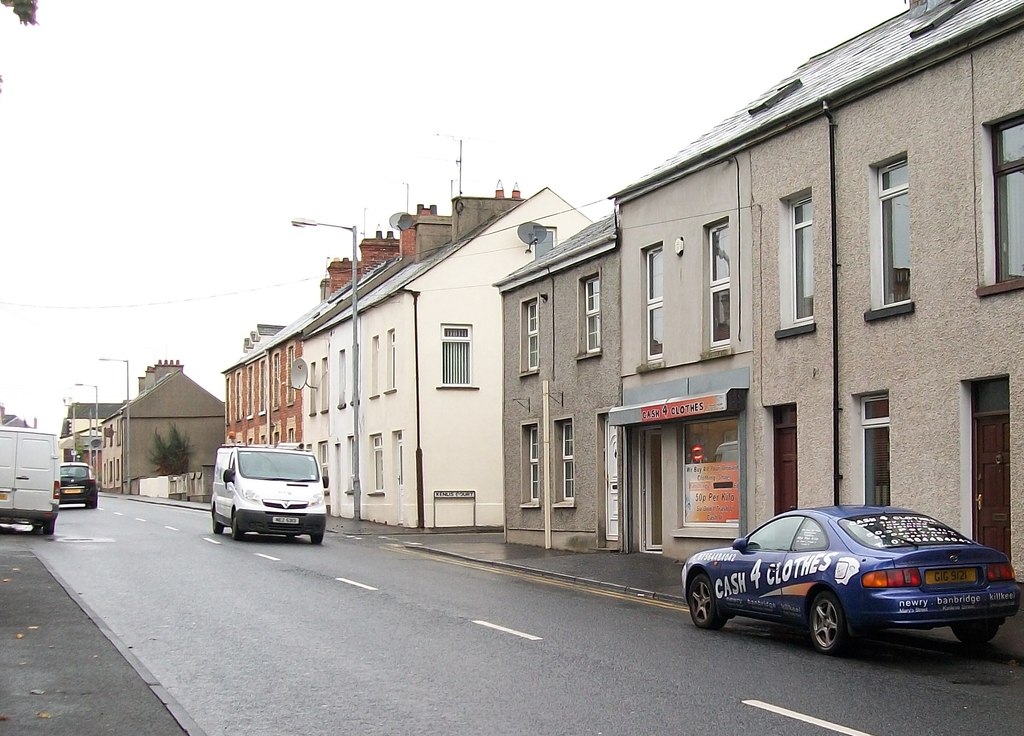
<box><xmin>389</xmin><ymin>212</ymin><xmax>406</xmax><ymax>231</ymax></box>
<box><xmin>517</xmin><ymin>222</ymin><xmax>548</xmax><ymax>247</ymax></box>
<box><xmin>290</xmin><ymin>358</ymin><xmax>308</xmax><ymax>389</ymax></box>
<box><xmin>90</xmin><ymin>438</ymin><xmax>102</xmax><ymax>449</ymax></box>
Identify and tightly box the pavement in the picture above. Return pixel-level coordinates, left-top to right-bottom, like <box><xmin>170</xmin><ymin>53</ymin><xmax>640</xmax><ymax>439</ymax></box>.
<box><xmin>2</xmin><ymin>493</ymin><xmax>1023</xmax><ymax>735</ymax></box>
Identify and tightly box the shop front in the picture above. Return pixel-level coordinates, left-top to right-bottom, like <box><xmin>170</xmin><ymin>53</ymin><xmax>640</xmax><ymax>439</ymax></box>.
<box><xmin>610</xmin><ymin>369</ymin><xmax>749</xmax><ymax>561</ymax></box>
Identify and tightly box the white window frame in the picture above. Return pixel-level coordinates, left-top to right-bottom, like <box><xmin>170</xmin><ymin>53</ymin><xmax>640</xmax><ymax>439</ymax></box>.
<box><xmin>525</xmin><ymin>299</ymin><xmax>539</xmax><ymax>371</ymax></box>
<box><xmin>318</xmin><ymin>441</ymin><xmax>328</xmax><ymax>479</ymax></box>
<box><xmin>308</xmin><ymin>360</ymin><xmax>318</xmax><ymax>416</ymax></box>
<box><xmin>441</xmin><ymin>325</ymin><xmax>472</xmax><ymax>387</ymax></box>
<box><xmin>337</xmin><ymin>349</ymin><xmax>346</xmax><ymax>408</ymax></box>
<box><xmin>372</xmin><ymin>433</ymin><xmax>384</xmax><ymax>492</ymax></box>
<box><xmin>875</xmin><ymin>159</ymin><xmax>911</xmax><ymax>307</ymax></box>
<box><xmin>524</xmin><ymin>424</ymin><xmax>539</xmax><ymax>503</ymax></box>
<box><xmin>861</xmin><ymin>394</ymin><xmax>891</xmax><ymax>506</ymax></box>
<box><xmin>645</xmin><ymin>246</ymin><xmax>663</xmax><ymax>360</ymax></box>
<box><xmin>709</xmin><ymin>222</ymin><xmax>730</xmax><ymax>347</ymax></box>
<box><xmin>583</xmin><ymin>276</ymin><xmax>601</xmax><ymax>353</ymax></box>
<box><xmin>320</xmin><ymin>357</ymin><xmax>329</xmax><ymax>412</ymax></box>
<box><xmin>559</xmin><ymin>419</ymin><xmax>574</xmax><ymax>501</ymax></box>
<box><xmin>286</xmin><ymin>346</ymin><xmax>296</xmax><ymax>405</ymax></box>
<box><xmin>387</xmin><ymin>329</ymin><xmax>396</xmax><ymax>391</ymax></box>
<box><xmin>370</xmin><ymin>335</ymin><xmax>380</xmax><ymax>397</ymax></box>
<box><xmin>993</xmin><ymin>117</ymin><xmax>1024</xmax><ymax>283</ymax></box>
<box><xmin>780</xmin><ymin>195</ymin><xmax>814</xmax><ymax>326</ymax></box>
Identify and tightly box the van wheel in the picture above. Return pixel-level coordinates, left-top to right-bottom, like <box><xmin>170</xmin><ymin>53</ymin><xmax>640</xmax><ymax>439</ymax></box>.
<box><xmin>230</xmin><ymin>514</ymin><xmax>245</xmax><ymax>541</ymax></box>
<box><xmin>41</xmin><ymin>519</ymin><xmax>56</xmax><ymax>536</ymax></box>
<box><xmin>310</xmin><ymin>532</ymin><xmax>324</xmax><ymax>545</ymax></box>
<box><xmin>212</xmin><ymin>511</ymin><xmax>225</xmax><ymax>535</ymax></box>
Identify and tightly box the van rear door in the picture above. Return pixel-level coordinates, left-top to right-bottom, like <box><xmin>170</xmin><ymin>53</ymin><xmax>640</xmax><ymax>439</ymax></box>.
<box><xmin>14</xmin><ymin>432</ymin><xmax>58</xmax><ymax>511</ymax></box>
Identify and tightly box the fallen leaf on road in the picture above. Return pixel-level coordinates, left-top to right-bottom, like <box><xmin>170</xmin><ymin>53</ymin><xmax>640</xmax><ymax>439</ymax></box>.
<box><xmin>30</xmin><ymin>689</ymin><xmax>45</xmax><ymax>695</ymax></box>
<box><xmin>37</xmin><ymin>712</ymin><xmax>52</xmax><ymax>719</ymax></box>
<box><xmin>28</xmin><ymin>625</ymin><xmax>38</xmax><ymax>630</ymax></box>
<box><xmin>2</xmin><ymin>578</ymin><xmax>10</xmax><ymax>583</ymax></box>
<box><xmin>15</xmin><ymin>633</ymin><xmax>24</xmax><ymax>639</ymax></box>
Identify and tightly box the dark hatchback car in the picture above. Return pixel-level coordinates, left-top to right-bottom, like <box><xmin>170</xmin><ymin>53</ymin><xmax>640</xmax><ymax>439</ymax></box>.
<box><xmin>59</xmin><ymin>462</ymin><xmax>99</xmax><ymax>508</ymax></box>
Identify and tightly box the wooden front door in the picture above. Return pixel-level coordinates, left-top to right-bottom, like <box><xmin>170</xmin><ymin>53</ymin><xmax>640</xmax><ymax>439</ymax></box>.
<box><xmin>973</xmin><ymin>379</ymin><xmax>1011</xmax><ymax>556</ymax></box>
<box><xmin>773</xmin><ymin>405</ymin><xmax>798</xmax><ymax>514</ymax></box>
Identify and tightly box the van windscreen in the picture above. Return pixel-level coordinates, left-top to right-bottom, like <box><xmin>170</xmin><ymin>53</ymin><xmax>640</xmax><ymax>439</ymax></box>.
<box><xmin>237</xmin><ymin>451</ymin><xmax>319</xmax><ymax>482</ymax></box>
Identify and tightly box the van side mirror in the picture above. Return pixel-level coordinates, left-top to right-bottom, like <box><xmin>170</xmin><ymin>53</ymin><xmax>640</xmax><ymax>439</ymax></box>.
<box><xmin>223</xmin><ymin>468</ymin><xmax>235</xmax><ymax>484</ymax></box>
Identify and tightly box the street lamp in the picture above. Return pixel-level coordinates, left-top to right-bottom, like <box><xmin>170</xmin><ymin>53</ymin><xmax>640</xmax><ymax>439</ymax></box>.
<box><xmin>291</xmin><ymin>217</ymin><xmax>361</xmax><ymax>521</ymax></box>
<box><xmin>74</xmin><ymin>383</ymin><xmax>99</xmax><ymax>475</ymax></box>
<box><xmin>100</xmin><ymin>358</ymin><xmax>130</xmax><ymax>494</ymax></box>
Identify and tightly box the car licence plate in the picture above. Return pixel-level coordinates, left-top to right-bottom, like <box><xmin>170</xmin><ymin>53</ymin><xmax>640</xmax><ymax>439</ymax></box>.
<box><xmin>63</xmin><ymin>487</ymin><xmax>83</xmax><ymax>495</ymax></box>
<box><xmin>272</xmin><ymin>516</ymin><xmax>300</xmax><ymax>525</ymax></box>
<box><xmin>925</xmin><ymin>567</ymin><xmax>977</xmax><ymax>585</ymax></box>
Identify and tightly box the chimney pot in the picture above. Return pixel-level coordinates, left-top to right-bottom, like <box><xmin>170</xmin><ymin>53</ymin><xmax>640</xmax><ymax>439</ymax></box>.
<box><xmin>376</xmin><ymin>229</ymin><xmax>383</xmax><ymax>239</ymax></box>
<box><xmin>495</xmin><ymin>180</ymin><xmax>504</xmax><ymax>199</ymax></box>
<box><xmin>512</xmin><ymin>182</ymin><xmax>521</xmax><ymax>200</ymax></box>
<box><xmin>430</xmin><ymin>204</ymin><xmax>438</xmax><ymax>215</ymax></box>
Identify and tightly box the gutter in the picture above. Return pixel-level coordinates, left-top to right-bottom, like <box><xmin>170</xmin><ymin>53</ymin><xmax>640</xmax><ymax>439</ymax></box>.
<box><xmin>823</xmin><ymin>101</ymin><xmax>841</xmax><ymax>506</ymax></box>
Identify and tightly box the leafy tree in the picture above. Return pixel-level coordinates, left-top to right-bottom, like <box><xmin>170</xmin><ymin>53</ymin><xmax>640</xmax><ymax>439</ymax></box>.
<box><xmin>2</xmin><ymin>1</ymin><xmax>37</xmax><ymax>93</ymax></box>
<box><xmin>149</xmin><ymin>425</ymin><xmax>194</xmax><ymax>476</ymax></box>
<box><xmin>2</xmin><ymin>0</ymin><xmax>36</xmax><ymax>25</ymax></box>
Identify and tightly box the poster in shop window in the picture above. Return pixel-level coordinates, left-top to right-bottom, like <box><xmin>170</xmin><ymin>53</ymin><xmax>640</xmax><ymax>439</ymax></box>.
<box><xmin>684</xmin><ymin>461</ymin><xmax>739</xmax><ymax>524</ymax></box>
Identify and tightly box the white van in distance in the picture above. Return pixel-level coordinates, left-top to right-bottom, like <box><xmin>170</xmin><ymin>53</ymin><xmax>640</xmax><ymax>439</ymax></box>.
<box><xmin>0</xmin><ymin>427</ymin><xmax>60</xmax><ymax>535</ymax></box>
<box><xmin>211</xmin><ymin>445</ymin><xmax>327</xmax><ymax>544</ymax></box>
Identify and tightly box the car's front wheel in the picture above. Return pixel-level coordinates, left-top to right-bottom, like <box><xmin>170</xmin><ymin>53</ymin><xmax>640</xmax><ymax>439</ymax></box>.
<box><xmin>687</xmin><ymin>572</ymin><xmax>726</xmax><ymax>630</ymax></box>
<box><xmin>952</xmin><ymin>619</ymin><xmax>1001</xmax><ymax>645</ymax></box>
<box><xmin>809</xmin><ymin>590</ymin><xmax>850</xmax><ymax>655</ymax></box>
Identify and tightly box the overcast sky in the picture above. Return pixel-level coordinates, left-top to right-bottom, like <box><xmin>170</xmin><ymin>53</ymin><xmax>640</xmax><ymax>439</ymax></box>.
<box><xmin>0</xmin><ymin>0</ymin><xmax>906</xmax><ymax>434</ymax></box>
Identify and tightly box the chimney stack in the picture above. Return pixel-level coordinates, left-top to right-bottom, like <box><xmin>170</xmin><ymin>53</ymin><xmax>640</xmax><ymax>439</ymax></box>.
<box><xmin>325</xmin><ymin>257</ymin><xmax>353</xmax><ymax>298</ymax></box>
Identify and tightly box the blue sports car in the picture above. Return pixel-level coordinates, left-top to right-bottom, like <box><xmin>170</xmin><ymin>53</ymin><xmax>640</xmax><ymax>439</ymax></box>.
<box><xmin>681</xmin><ymin>506</ymin><xmax>1020</xmax><ymax>655</ymax></box>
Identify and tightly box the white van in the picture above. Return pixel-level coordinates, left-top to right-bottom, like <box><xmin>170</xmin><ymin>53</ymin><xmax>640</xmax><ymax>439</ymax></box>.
<box><xmin>0</xmin><ymin>427</ymin><xmax>60</xmax><ymax>535</ymax></box>
<box><xmin>211</xmin><ymin>445</ymin><xmax>327</xmax><ymax>544</ymax></box>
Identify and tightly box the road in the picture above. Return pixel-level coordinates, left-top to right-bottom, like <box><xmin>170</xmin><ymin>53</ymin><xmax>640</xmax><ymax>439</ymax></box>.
<box><xmin>11</xmin><ymin>496</ymin><xmax>1023</xmax><ymax>736</ymax></box>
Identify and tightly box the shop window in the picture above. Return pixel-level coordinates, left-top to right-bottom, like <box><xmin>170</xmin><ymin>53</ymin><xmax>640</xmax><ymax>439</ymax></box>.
<box><xmin>682</xmin><ymin>417</ymin><xmax>739</xmax><ymax>526</ymax></box>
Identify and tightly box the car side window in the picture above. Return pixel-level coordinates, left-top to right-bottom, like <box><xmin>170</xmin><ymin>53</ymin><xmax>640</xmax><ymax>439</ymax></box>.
<box><xmin>746</xmin><ymin>516</ymin><xmax>804</xmax><ymax>552</ymax></box>
<box><xmin>791</xmin><ymin>518</ymin><xmax>829</xmax><ymax>551</ymax></box>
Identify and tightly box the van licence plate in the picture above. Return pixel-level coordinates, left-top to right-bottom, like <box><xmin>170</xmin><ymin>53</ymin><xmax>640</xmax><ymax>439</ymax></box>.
<box><xmin>272</xmin><ymin>516</ymin><xmax>300</xmax><ymax>525</ymax></box>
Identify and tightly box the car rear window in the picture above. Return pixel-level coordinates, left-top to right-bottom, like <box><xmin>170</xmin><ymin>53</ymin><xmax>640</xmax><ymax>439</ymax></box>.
<box><xmin>838</xmin><ymin>513</ymin><xmax>972</xmax><ymax>549</ymax></box>
<box><xmin>61</xmin><ymin>466</ymin><xmax>90</xmax><ymax>481</ymax></box>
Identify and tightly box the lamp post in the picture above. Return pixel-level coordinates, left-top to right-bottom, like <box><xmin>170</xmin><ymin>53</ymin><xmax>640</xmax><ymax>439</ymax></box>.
<box><xmin>74</xmin><ymin>383</ymin><xmax>99</xmax><ymax>475</ymax></box>
<box><xmin>100</xmin><ymin>358</ymin><xmax>130</xmax><ymax>494</ymax></box>
<box><xmin>291</xmin><ymin>217</ymin><xmax>361</xmax><ymax>521</ymax></box>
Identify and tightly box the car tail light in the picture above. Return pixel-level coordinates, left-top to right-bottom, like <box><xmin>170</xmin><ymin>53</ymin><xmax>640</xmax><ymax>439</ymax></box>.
<box><xmin>862</xmin><ymin>568</ymin><xmax>922</xmax><ymax>588</ymax></box>
<box><xmin>52</xmin><ymin>480</ymin><xmax>60</xmax><ymax>501</ymax></box>
<box><xmin>987</xmin><ymin>563</ymin><xmax>1016</xmax><ymax>582</ymax></box>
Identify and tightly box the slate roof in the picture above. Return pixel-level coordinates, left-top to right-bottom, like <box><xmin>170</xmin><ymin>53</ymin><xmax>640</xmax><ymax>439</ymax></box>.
<box><xmin>615</xmin><ymin>0</ymin><xmax>1024</xmax><ymax>202</ymax></box>
<box><xmin>495</xmin><ymin>215</ymin><xmax>616</xmax><ymax>292</ymax></box>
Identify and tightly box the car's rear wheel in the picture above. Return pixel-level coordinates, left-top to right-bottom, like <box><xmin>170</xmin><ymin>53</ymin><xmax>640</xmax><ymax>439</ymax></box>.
<box><xmin>310</xmin><ymin>532</ymin><xmax>324</xmax><ymax>545</ymax></box>
<box><xmin>687</xmin><ymin>572</ymin><xmax>726</xmax><ymax>630</ymax></box>
<box><xmin>809</xmin><ymin>590</ymin><xmax>849</xmax><ymax>655</ymax></box>
<box><xmin>230</xmin><ymin>513</ymin><xmax>245</xmax><ymax>541</ymax></box>
<box><xmin>85</xmin><ymin>495</ymin><xmax>98</xmax><ymax>509</ymax></box>
<box><xmin>952</xmin><ymin>619</ymin><xmax>1001</xmax><ymax>645</ymax></box>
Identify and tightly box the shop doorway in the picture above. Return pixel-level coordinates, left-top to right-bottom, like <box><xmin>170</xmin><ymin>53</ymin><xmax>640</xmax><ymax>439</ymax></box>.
<box><xmin>639</xmin><ymin>428</ymin><xmax>662</xmax><ymax>552</ymax></box>
<box><xmin>973</xmin><ymin>379</ymin><xmax>1010</xmax><ymax>556</ymax></box>
<box><xmin>773</xmin><ymin>404</ymin><xmax>798</xmax><ymax>514</ymax></box>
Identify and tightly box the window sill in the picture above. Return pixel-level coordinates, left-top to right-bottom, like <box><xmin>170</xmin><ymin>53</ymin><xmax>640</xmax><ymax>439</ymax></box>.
<box><xmin>520</xmin><ymin>501</ymin><xmax>541</xmax><ymax>509</ymax></box>
<box><xmin>345</xmin><ymin>490</ymin><xmax>354</xmax><ymax>496</ymax></box>
<box><xmin>520</xmin><ymin>368</ymin><xmax>540</xmax><ymax>377</ymax></box>
<box><xmin>700</xmin><ymin>345</ymin><xmax>734</xmax><ymax>361</ymax></box>
<box><xmin>308</xmin><ymin>412</ymin><xmax>317</xmax><ymax>417</ymax></box>
<box><xmin>672</xmin><ymin>525</ymin><xmax>738</xmax><ymax>539</ymax></box>
<box><xmin>258</xmin><ymin>410</ymin><xmax>266</xmax><ymax>417</ymax></box>
<box><xmin>320</xmin><ymin>409</ymin><xmax>329</xmax><ymax>415</ymax></box>
<box><xmin>977</xmin><ymin>278</ymin><xmax>1024</xmax><ymax>297</ymax></box>
<box><xmin>775</xmin><ymin>322</ymin><xmax>816</xmax><ymax>340</ymax></box>
<box><xmin>552</xmin><ymin>500</ymin><xmax>576</xmax><ymax>509</ymax></box>
<box><xmin>246</xmin><ymin>415</ymin><xmax>254</xmax><ymax>421</ymax></box>
<box><xmin>368</xmin><ymin>394</ymin><xmax>380</xmax><ymax>401</ymax></box>
<box><xmin>576</xmin><ymin>351</ymin><xmax>601</xmax><ymax>362</ymax></box>
<box><xmin>864</xmin><ymin>301</ymin><xmax>915</xmax><ymax>322</ymax></box>
<box><xmin>367</xmin><ymin>491</ymin><xmax>385</xmax><ymax>497</ymax></box>
<box><xmin>337</xmin><ymin>403</ymin><xmax>347</xmax><ymax>410</ymax></box>
<box><xmin>383</xmin><ymin>388</ymin><xmax>397</xmax><ymax>395</ymax></box>
<box><xmin>437</xmin><ymin>385</ymin><xmax>480</xmax><ymax>391</ymax></box>
<box><xmin>637</xmin><ymin>359</ymin><xmax>665</xmax><ymax>373</ymax></box>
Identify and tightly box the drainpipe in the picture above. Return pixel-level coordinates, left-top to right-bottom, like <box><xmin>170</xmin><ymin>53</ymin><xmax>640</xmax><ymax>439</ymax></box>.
<box><xmin>409</xmin><ymin>289</ymin><xmax>426</xmax><ymax>528</ymax></box>
<box><xmin>823</xmin><ymin>100</ymin><xmax>841</xmax><ymax>506</ymax></box>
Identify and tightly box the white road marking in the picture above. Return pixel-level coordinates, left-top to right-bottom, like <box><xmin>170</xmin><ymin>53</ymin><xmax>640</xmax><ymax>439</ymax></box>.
<box><xmin>335</xmin><ymin>577</ymin><xmax>378</xmax><ymax>591</ymax></box>
<box><xmin>743</xmin><ymin>700</ymin><xmax>875</xmax><ymax>736</ymax></box>
<box><xmin>472</xmin><ymin>620</ymin><xmax>542</xmax><ymax>641</ymax></box>
<box><xmin>406</xmin><ymin>541</ymin><xmax>423</xmax><ymax>546</ymax></box>
<box><xmin>254</xmin><ymin>553</ymin><xmax>280</xmax><ymax>561</ymax></box>
<box><xmin>164</xmin><ymin>526</ymin><xmax>179</xmax><ymax>531</ymax></box>
<box><xmin>114</xmin><ymin>512</ymin><xmax>123</xmax><ymax>516</ymax></box>
<box><xmin>202</xmin><ymin>538</ymin><xmax>222</xmax><ymax>545</ymax></box>
<box><xmin>135</xmin><ymin>518</ymin><xmax>147</xmax><ymax>522</ymax></box>
<box><xmin>344</xmin><ymin>535</ymin><xmax>363</xmax><ymax>539</ymax></box>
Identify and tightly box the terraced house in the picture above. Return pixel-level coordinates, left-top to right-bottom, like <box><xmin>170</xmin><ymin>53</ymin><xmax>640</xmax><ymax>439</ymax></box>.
<box><xmin>609</xmin><ymin>0</ymin><xmax>1024</xmax><ymax>567</ymax></box>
